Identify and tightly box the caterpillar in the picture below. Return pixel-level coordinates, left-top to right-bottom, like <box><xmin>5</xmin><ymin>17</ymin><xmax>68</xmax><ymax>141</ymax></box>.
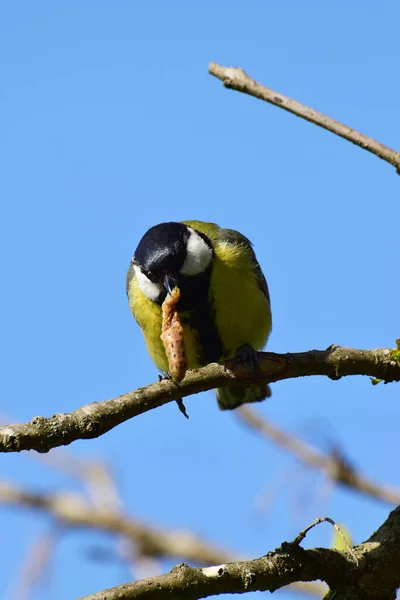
<box><xmin>160</xmin><ymin>286</ymin><xmax>187</xmax><ymax>381</ymax></box>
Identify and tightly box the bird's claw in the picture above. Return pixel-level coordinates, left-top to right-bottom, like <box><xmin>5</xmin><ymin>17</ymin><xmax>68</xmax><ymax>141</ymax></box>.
<box><xmin>235</xmin><ymin>344</ymin><xmax>260</xmax><ymax>370</ymax></box>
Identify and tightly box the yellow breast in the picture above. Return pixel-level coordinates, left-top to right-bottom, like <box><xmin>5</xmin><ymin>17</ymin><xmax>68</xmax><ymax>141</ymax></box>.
<box><xmin>128</xmin><ymin>277</ymin><xmax>203</xmax><ymax>372</ymax></box>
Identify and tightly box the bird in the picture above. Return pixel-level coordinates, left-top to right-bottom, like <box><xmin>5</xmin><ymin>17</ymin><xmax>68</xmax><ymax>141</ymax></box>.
<box><xmin>126</xmin><ymin>220</ymin><xmax>272</xmax><ymax>409</ymax></box>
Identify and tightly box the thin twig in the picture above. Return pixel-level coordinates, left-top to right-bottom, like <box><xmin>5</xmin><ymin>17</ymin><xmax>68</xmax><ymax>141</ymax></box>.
<box><xmin>292</xmin><ymin>517</ymin><xmax>358</xmax><ymax>564</ymax></box>
<box><xmin>0</xmin><ymin>345</ymin><xmax>398</xmax><ymax>453</ymax></box>
<box><xmin>237</xmin><ymin>406</ymin><xmax>400</xmax><ymax>506</ymax></box>
<box><xmin>209</xmin><ymin>62</ymin><xmax>400</xmax><ymax>174</ymax></box>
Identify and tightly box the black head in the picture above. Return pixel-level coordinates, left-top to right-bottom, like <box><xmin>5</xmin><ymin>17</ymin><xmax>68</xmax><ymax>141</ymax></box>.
<box><xmin>131</xmin><ymin>222</ymin><xmax>213</xmax><ymax>304</ymax></box>
<box><xmin>134</xmin><ymin>222</ymin><xmax>188</xmax><ymax>278</ymax></box>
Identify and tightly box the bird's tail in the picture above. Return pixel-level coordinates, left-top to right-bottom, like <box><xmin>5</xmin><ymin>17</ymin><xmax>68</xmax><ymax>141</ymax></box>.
<box><xmin>216</xmin><ymin>383</ymin><xmax>272</xmax><ymax>410</ymax></box>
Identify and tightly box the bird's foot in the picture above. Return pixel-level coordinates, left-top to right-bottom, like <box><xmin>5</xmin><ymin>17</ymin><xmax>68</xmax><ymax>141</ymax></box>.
<box><xmin>159</xmin><ymin>371</ymin><xmax>172</xmax><ymax>381</ymax></box>
<box><xmin>234</xmin><ymin>344</ymin><xmax>260</xmax><ymax>370</ymax></box>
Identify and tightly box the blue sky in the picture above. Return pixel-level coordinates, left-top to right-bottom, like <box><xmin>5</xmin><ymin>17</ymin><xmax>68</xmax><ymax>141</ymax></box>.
<box><xmin>1</xmin><ymin>1</ymin><xmax>400</xmax><ymax>598</ymax></box>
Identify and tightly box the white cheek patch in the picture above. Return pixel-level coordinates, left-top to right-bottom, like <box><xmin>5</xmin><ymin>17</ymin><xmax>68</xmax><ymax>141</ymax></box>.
<box><xmin>134</xmin><ymin>265</ymin><xmax>162</xmax><ymax>301</ymax></box>
<box><xmin>180</xmin><ymin>228</ymin><xmax>213</xmax><ymax>276</ymax></box>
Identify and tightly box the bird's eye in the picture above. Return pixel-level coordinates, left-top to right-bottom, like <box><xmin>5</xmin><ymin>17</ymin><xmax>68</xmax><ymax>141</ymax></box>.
<box><xmin>144</xmin><ymin>270</ymin><xmax>157</xmax><ymax>283</ymax></box>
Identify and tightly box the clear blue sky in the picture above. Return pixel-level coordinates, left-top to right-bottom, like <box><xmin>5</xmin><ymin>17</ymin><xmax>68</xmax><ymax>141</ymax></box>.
<box><xmin>1</xmin><ymin>1</ymin><xmax>399</xmax><ymax>598</ymax></box>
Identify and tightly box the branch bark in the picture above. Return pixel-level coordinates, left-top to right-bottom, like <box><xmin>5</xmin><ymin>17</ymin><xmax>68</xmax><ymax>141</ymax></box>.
<box><xmin>209</xmin><ymin>62</ymin><xmax>400</xmax><ymax>174</ymax></box>
<box><xmin>79</xmin><ymin>546</ymin><xmax>348</xmax><ymax>600</ymax></box>
<box><xmin>0</xmin><ymin>345</ymin><xmax>399</xmax><ymax>453</ymax></box>
<box><xmin>79</xmin><ymin>504</ymin><xmax>400</xmax><ymax>600</ymax></box>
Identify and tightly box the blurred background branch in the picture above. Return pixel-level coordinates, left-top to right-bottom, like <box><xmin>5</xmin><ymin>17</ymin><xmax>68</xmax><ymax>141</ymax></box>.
<box><xmin>0</xmin><ymin>481</ymin><xmax>237</xmax><ymax>566</ymax></box>
<box><xmin>236</xmin><ymin>406</ymin><xmax>400</xmax><ymax>505</ymax></box>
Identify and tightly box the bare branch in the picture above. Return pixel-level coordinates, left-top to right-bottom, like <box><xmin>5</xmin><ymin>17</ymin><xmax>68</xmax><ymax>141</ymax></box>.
<box><xmin>209</xmin><ymin>62</ymin><xmax>400</xmax><ymax>174</ymax></box>
<box><xmin>237</xmin><ymin>406</ymin><xmax>400</xmax><ymax>505</ymax></box>
<box><xmin>79</xmin><ymin>504</ymin><xmax>400</xmax><ymax>600</ymax></box>
<box><xmin>0</xmin><ymin>345</ymin><xmax>398</xmax><ymax>453</ymax></box>
<box><xmin>0</xmin><ymin>481</ymin><xmax>237</xmax><ymax>565</ymax></box>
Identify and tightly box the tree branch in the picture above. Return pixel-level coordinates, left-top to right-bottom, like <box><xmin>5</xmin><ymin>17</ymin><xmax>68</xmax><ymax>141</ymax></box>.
<box><xmin>0</xmin><ymin>345</ymin><xmax>398</xmax><ymax>453</ymax></box>
<box><xmin>237</xmin><ymin>406</ymin><xmax>400</xmax><ymax>506</ymax></box>
<box><xmin>79</xmin><ymin>545</ymin><xmax>349</xmax><ymax>600</ymax></box>
<box><xmin>0</xmin><ymin>476</ymin><xmax>326</xmax><ymax>597</ymax></box>
<box><xmin>0</xmin><ymin>482</ymin><xmax>236</xmax><ymax>565</ymax></box>
<box><xmin>79</xmin><ymin>504</ymin><xmax>400</xmax><ymax>600</ymax></box>
<box><xmin>209</xmin><ymin>62</ymin><xmax>400</xmax><ymax>174</ymax></box>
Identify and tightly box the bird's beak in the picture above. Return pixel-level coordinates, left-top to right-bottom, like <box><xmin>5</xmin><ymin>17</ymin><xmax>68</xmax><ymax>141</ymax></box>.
<box><xmin>163</xmin><ymin>274</ymin><xmax>178</xmax><ymax>295</ymax></box>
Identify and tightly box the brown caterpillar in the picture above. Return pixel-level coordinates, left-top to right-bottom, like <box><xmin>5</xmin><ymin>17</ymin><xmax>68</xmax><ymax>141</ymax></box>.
<box><xmin>160</xmin><ymin>286</ymin><xmax>187</xmax><ymax>381</ymax></box>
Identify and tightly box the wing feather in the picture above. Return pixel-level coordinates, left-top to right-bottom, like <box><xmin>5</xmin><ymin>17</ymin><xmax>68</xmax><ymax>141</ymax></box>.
<box><xmin>218</xmin><ymin>228</ymin><xmax>271</xmax><ymax>305</ymax></box>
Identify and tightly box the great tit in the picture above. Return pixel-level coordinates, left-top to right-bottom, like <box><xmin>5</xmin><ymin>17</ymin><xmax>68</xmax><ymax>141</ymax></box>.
<box><xmin>126</xmin><ymin>220</ymin><xmax>272</xmax><ymax>409</ymax></box>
